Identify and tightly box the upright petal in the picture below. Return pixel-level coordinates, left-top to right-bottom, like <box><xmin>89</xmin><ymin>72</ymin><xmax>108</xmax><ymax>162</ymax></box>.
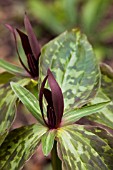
<box><xmin>16</xmin><ymin>29</ymin><xmax>39</xmax><ymax>78</ymax></box>
<box><xmin>43</xmin><ymin>88</ymin><xmax>53</xmax><ymax>107</ymax></box>
<box><xmin>16</xmin><ymin>29</ymin><xmax>32</xmax><ymax>57</ymax></box>
<box><xmin>44</xmin><ymin>88</ymin><xmax>56</xmax><ymax>128</ymax></box>
<box><xmin>47</xmin><ymin>69</ymin><xmax>64</xmax><ymax>127</ymax></box>
<box><xmin>24</xmin><ymin>14</ymin><xmax>40</xmax><ymax>60</ymax></box>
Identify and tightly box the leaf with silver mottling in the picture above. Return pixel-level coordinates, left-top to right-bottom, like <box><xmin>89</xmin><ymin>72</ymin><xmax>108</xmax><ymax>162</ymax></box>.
<box><xmin>57</xmin><ymin>124</ymin><xmax>113</xmax><ymax>170</ymax></box>
<box><xmin>40</xmin><ymin>29</ymin><xmax>100</xmax><ymax>111</ymax></box>
<box><xmin>0</xmin><ymin>77</ymin><xmax>30</xmax><ymax>146</ymax></box>
<box><xmin>0</xmin><ymin>123</ymin><xmax>47</xmax><ymax>170</ymax></box>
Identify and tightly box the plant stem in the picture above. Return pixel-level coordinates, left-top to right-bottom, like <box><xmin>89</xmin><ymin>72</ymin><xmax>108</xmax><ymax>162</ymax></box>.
<box><xmin>51</xmin><ymin>140</ymin><xmax>62</xmax><ymax>170</ymax></box>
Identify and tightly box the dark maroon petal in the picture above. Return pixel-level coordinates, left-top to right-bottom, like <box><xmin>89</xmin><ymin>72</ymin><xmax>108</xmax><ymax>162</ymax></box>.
<box><xmin>47</xmin><ymin>106</ymin><xmax>56</xmax><ymax>129</ymax></box>
<box><xmin>27</xmin><ymin>54</ymin><xmax>38</xmax><ymax>77</ymax></box>
<box><xmin>5</xmin><ymin>24</ymin><xmax>31</xmax><ymax>75</ymax></box>
<box><xmin>47</xmin><ymin>69</ymin><xmax>64</xmax><ymax>126</ymax></box>
<box><xmin>16</xmin><ymin>29</ymin><xmax>33</xmax><ymax>57</ymax></box>
<box><xmin>43</xmin><ymin>88</ymin><xmax>56</xmax><ymax>128</ymax></box>
<box><xmin>17</xmin><ymin>29</ymin><xmax>39</xmax><ymax>78</ymax></box>
<box><xmin>43</xmin><ymin>88</ymin><xmax>53</xmax><ymax>107</ymax></box>
<box><xmin>39</xmin><ymin>75</ymin><xmax>48</xmax><ymax>126</ymax></box>
<box><xmin>24</xmin><ymin>14</ymin><xmax>40</xmax><ymax>60</ymax></box>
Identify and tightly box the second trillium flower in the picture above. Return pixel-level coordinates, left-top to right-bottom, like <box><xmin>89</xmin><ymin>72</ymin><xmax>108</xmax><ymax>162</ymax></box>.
<box><xmin>39</xmin><ymin>69</ymin><xmax>64</xmax><ymax>129</ymax></box>
<box><xmin>6</xmin><ymin>14</ymin><xmax>40</xmax><ymax>78</ymax></box>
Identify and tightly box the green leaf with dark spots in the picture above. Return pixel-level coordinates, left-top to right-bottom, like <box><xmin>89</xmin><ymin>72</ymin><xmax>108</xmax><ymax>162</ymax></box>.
<box><xmin>11</xmin><ymin>82</ymin><xmax>44</xmax><ymax>125</ymax></box>
<box><xmin>40</xmin><ymin>29</ymin><xmax>100</xmax><ymax>111</ymax></box>
<box><xmin>0</xmin><ymin>59</ymin><xmax>25</xmax><ymax>76</ymax></box>
<box><xmin>0</xmin><ymin>84</ymin><xmax>17</xmax><ymax>146</ymax></box>
<box><xmin>63</xmin><ymin>101</ymin><xmax>110</xmax><ymax>125</ymax></box>
<box><xmin>57</xmin><ymin>124</ymin><xmax>113</xmax><ymax>170</ymax></box>
<box><xmin>0</xmin><ymin>78</ymin><xmax>30</xmax><ymax>146</ymax></box>
<box><xmin>41</xmin><ymin>129</ymin><xmax>56</xmax><ymax>156</ymax></box>
<box><xmin>0</xmin><ymin>123</ymin><xmax>47</xmax><ymax>170</ymax></box>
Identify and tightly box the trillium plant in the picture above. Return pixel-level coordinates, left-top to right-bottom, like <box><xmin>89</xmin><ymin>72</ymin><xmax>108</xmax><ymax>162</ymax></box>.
<box><xmin>0</xmin><ymin>15</ymin><xmax>113</xmax><ymax>170</ymax></box>
<box><xmin>1</xmin><ymin>14</ymin><xmax>40</xmax><ymax>78</ymax></box>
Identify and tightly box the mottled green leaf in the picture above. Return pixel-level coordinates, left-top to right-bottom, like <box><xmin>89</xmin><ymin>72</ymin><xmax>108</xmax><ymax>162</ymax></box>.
<box><xmin>0</xmin><ymin>78</ymin><xmax>30</xmax><ymax>146</ymax></box>
<box><xmin>11</xmin><ymin>82</ymin><xmax>44</xmax><ymax>125</ymax></box>
<box><xmin>0</xmin><ymin>123</ymin><xmax>47</xmax><ymax>170</ymax></box>
<box><xmin>88</xmin><ymin>64</ymin><xmax>113</xmax><ymax>129</ymax></box>
<box><xmin>40</xmin><ymin>29</ymin><xmax>100</xmax><ymax>111</ymax></box>
<box><xmin>0</xmin><ymin>59</ymin><xmax>25</xmax><ymax>76</ymax></box>
<box><xmin>41</xmin><ymin>129</ymin><xmax>56</xmax><ymax>156</ymax></box>
<box><xmin>63</xmin><ymin>101</ymin><xmax>110</xmax><ymax>125</ymax></box>
<box><xmin>57</xmin><ymin>124</ymin><xmax>113</xmax><ymax>170</ymax></box>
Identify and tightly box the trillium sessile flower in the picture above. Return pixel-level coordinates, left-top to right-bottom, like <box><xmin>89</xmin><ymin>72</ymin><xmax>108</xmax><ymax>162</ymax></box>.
<box><xmin>6</xmin><ymin>14</ymin><xmax>40</xmax><ymax>78</ymax></box>
<box><xmin>39</xmin><ymin>68</ymin><xmax>64</xmax><ymax>129</ymax></box>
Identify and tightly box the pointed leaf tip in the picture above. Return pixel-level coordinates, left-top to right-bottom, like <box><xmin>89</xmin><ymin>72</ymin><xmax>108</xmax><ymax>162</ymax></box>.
<box><xmin>47</xmin><ymin>69</ymin><xmax>64</xmax><ymax>126</ymax></box>
<box><xmin>24</xmin><ymin>14</ymin><xmax>40</xmax><ymax>60</ymax></box>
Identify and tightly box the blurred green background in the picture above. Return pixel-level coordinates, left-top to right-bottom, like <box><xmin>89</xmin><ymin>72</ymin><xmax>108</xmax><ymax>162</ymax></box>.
<box><xmin>0</xmin><ymin>0</ymin><xmax>113</xmax><ymax>169</ymax></box>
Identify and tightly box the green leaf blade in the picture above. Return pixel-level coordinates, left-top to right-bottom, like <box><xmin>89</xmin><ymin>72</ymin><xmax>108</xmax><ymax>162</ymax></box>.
<box><xmin>57</xmin><ymin>124</ymin><xmax>113</xmax><ymax>170</ymax></box>
<box><xmin>63</xmin><ymin>101</ymin><xmax>110</xmax><ymax>125</ymax></box>
<box><xmin>0</xmin><ymin>123</ymin><xmax>47</xmax><ymax>170</ymax></box>
<box><xmin>0</xmin><ymin>59</ymin><xmax>25</xmax><ymax>76</ymax></box>
<box><xmin>11</xmin><ymin>82</ymin><xmax>44</xmax><ymax>125</ymax></box>
<box><xmin>42</xmin><ymin>129</ymin><xmax>56</xmax><ymax>156</ymax></box>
